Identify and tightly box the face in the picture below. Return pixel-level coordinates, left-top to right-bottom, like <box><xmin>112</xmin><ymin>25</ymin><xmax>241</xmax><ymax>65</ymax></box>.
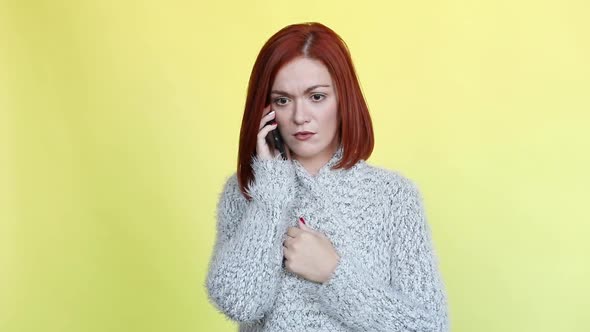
<box><xmin>270</xmin><ymin>57</ymin><xmax>340</xmax><ymax>164</ymax></box>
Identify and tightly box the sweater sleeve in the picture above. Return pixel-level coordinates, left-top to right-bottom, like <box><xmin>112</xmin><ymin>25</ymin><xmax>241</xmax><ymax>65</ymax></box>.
<box><xmin>205</xmin><ymin>154</ymin><xmax>296</xmax><ymax>322</ymax></box>
<box><xmin>317</xmin><ymin>176</ymin><xmax>450</xmax><ymax>332</ymax></box>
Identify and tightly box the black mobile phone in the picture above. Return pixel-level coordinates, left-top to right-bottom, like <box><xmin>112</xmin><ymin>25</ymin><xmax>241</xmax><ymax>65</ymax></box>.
<box><xmin>270</xmin><ymin>127</ymin><xmax>288</xmax><ymax>160</ymax></box>
<box><xmin>264</xmin><ymin>110</ymin><xmax>288</xmax><ymax>160</ymax></box>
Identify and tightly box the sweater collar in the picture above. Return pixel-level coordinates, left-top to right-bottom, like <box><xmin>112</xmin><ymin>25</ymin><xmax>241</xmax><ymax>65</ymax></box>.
<box><xmin>292</xmin><ymin>145</ymin><xmax>345</xmax><ymax>192</ymax></box>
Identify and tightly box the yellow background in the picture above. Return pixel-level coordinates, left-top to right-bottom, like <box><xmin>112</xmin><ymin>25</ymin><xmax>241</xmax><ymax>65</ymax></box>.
<box><xmin>1</xmin><ymin>1</ymin><xmax>589</xmax><ymax>331</ymax></box>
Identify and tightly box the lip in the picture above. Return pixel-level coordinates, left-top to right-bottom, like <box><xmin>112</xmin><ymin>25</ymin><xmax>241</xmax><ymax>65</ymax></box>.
<box><xmin>294</xmin><ymin>132</ymin><xmax>315</xmax><ymax>141</ymax></box>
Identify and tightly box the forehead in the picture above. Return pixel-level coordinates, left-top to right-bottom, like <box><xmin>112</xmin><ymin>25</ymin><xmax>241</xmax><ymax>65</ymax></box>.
<box><xmin>272</xmin><ymin>57</ymin><xmax>333</xmax><ymax>89</ymax></box>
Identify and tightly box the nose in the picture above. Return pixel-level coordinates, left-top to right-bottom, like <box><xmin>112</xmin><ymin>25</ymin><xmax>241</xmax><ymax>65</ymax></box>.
<box><xmin>293</xmin><ymin>99</ymin><xmax>310</xmax><ymax>125</ymax></box>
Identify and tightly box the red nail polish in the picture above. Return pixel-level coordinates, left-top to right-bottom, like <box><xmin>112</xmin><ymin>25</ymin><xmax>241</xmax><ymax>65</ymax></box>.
<box><xmin>299</xmin><ymin>217</ymin><xmax>306</xmax><ymax>225</ymax></box>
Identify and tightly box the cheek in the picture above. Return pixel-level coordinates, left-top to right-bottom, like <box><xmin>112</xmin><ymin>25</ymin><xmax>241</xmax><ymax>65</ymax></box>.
<box><xmin>274</xmin><ymin>112</ymin><xmax>287</xmax><ymax>123</ymax></box>
<box><xmin>323</xmin><ymin>103</ymin><xmax>339</xmax><ymax>128</ymax></box>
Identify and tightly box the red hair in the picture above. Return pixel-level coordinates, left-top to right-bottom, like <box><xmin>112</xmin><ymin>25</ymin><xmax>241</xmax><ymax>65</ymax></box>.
<box><xmin>237</xmin><ymin>22</ymin><xmax>374</xmax><ymax>200</ymax></box>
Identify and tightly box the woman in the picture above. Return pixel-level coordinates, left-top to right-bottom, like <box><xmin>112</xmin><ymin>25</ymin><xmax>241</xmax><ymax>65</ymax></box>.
<box><xmin>206</xmin><ymin>22</ymin><xmax>450</xmax><ymax>332</ymax></box>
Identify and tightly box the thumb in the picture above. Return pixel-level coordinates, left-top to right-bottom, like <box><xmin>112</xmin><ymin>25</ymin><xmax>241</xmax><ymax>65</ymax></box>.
<box><xmin>298</xmin><ymin>217</ymin><xmax>315</xmax><ymax>232</ymax></box>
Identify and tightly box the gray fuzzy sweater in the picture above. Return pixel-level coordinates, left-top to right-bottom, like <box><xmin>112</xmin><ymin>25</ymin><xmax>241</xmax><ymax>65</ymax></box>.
<box><xmin>206</xmin><ymin>146</ymin><xmax>450</xmax><ymax>331</ymax></box>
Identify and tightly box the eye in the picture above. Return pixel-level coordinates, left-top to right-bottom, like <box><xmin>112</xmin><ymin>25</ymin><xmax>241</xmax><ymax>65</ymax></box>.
<box><xmin>311</xmin><ymin>93</ymin><xmax>326</xmax><ymax>102</ymax></box>
<box><xmin>273</xmin><ymin>97</ymin><xmax>289</xmax><ymax>106</ymax></box>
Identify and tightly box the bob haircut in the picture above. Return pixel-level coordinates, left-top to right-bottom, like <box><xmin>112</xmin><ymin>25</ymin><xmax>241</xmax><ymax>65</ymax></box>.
<box><xmin>237</xmin><ymin>22</ymin><xmax>374</xmax><ymax>200</ymax></box>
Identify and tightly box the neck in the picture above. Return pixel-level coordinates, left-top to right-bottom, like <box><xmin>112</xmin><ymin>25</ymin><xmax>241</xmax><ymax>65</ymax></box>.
<box><xmin>294</xmin><ymin>141</ymin><xmax>340</xmax><ymax>177</ymax></box>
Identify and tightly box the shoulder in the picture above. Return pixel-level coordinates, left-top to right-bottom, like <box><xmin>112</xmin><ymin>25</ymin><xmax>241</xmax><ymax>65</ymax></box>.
<box><xmin>220</xmin><ymin>172</ymin><xmax>239</xmax><ymax>194</ymax></box>
<box><xmin>345</xmin><ymin>162</ymin><xmax>424</xmax><ymax>232</ymax></box>
<box><xmin>355</xmin><ymin>163</ymin><xmax>428</xmax><ymax>236</ymax></box>
<box><xmin>217</xmin><ymin>172</ymin><xmax>248</xmax><ymax>209</ymax></box>
<box><xmin>353</xmin><ymin>161</ymin><xmax>421</xmax><ymax>201</ymax></box>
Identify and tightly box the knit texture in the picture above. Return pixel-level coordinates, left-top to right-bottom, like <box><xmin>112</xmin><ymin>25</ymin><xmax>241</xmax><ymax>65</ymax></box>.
<box><xmin>206</xmin><ymin>146</ymin><xmax>450</xmax><ymax>331</ymax></box>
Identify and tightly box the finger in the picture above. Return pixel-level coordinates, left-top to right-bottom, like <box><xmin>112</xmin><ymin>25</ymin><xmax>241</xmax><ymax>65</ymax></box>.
<box><xmin>259</xmin><ymin>109</ymin><xmax>276</xmax><ymax>130</ymax></box>
<box><xmin>259</xmin><ymin>111</ymin><xmax>276</xmax><ymax>130</ymax></box>
<box><xmin>286</xmin><ymin>226</ymin><xmax>303</xmax><ymax>238</ymax></box>
<box><xmin>283</xmin><ymin>237</ymin><xmax>294</xmax><ymax>248</ymax></box>
<box><xmin>257</xmin><ymin>121</ymin><xmax>278</xmax><ymax>142</ymax></box>
<box><xmin>298</xmin><ymin>219</ymin><xmax>316</xmax><ymax>233</ymax></box>
<box><xmin>286</xmin><ymin>227</ymin><xmax>297</xmax><ymax>237</ymax></box>
<box><xmin>283</xmin><ymin>258</ymin><xmax>292</xmax><ymax>272</ymax></box>
<box><xmin>282</xmin><ymin>245</ymin><xmax>292</xmax><ymax>260</ymax></box>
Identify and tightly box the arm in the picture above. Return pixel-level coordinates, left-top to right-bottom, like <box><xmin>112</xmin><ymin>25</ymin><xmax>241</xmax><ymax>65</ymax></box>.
<box><xmin>317</xmin><ymin>176</ymin><xmax>450</xmax><ymax>331</ymax></box>
<box><xmin>205</xmin><ymin>155</ymin><xmax>296</xmax><ymax>322</ymax></box>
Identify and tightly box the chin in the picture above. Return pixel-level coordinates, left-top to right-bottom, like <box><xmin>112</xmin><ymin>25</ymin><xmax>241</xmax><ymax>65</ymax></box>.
<box><xmin>290</xmin><ymin>143</ymin><xmax>325</xmax><ymax>159</ymax></box>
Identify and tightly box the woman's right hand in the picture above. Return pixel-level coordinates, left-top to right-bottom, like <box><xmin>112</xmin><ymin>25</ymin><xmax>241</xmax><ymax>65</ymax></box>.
<box><xmin>256</xmin><ymin>105</ymin><xmax>284</xmax><ymax>160</ymax></box>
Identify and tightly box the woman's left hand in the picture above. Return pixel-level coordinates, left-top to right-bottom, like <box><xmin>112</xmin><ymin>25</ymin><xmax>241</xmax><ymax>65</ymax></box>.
<box><xmin>283</xmin><ymin>218</ymin><xmax>340</xmax><ymax>284</ymax></box>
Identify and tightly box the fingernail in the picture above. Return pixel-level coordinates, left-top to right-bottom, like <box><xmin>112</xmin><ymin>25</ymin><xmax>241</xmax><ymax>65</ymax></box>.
<box><xmin>299</xmin><ymin>217</ymin><xmax>306</xmax><ymax>225</ymax></box>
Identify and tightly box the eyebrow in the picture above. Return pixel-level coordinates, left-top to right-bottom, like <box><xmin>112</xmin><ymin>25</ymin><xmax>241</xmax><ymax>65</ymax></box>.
<box><xmin>270</xmin><ymin>84</ymin><xmax>331</xmax><ymax>97</ymax></box>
